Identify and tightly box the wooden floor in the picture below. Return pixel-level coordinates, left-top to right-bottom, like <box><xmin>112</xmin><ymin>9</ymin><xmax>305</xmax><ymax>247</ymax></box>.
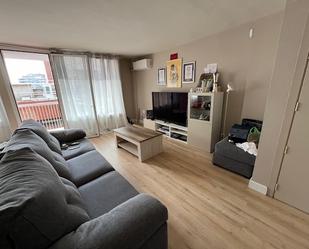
<box><xmin>91</xmin><ymin>134</ymin><xmax>309</xmax><ymax>249</ymax></box>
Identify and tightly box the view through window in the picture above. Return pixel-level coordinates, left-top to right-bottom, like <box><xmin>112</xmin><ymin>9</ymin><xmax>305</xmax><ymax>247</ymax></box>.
<box><xmin>2</xmin><ymin>51</ymin><xmax>64</xmax><ymax>130</ymax></box>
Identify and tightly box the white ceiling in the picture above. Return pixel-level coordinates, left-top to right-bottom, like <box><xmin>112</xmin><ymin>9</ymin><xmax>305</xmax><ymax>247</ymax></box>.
<box><xmin>0</xmin><ymin>0</ymin><xmax>286</xmax><ymax>56</ymax></box>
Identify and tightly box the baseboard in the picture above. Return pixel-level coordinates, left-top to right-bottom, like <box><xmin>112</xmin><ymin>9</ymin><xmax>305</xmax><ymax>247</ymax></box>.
<box><xmin>248</xmin><ymin>179</ymin><xmax>267</xmax><ymax>195</ymax></box>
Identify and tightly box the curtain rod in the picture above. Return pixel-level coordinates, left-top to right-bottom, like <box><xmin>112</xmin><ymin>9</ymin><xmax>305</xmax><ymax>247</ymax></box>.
<box><xmin>0</xmin><ymin>43</ymin><xmax>50</xmax><ymax>53</ymax></box>
<box><xmin>0</xmin><ymin>43</ymin><xmax>122</xmax><ymax>58</ymax></box>
<box><xmin>50</xmin><ymin>49</ymin><xmax>120</xmax><ymax>59</ymax></box>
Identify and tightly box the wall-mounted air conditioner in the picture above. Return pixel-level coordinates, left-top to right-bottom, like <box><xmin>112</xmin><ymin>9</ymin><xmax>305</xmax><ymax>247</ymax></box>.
<box><xmin>132</xmin><ymin>59</ymin><xmax>152</xmax><ymax>71</ymax></box>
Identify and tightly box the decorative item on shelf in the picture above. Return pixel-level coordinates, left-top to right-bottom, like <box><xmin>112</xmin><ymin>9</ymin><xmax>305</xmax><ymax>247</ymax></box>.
<box><xmin>201</xmin><ymin>79</ymin><xmax>207</xmax><ymax>92</ymax></box>
<box><xmin>213</xmin><ymin>83</ymin><xmax>218</xmax><ymax>92</ymax></box>
<box><xmin>197</xmin><ymin>73</ymin><xmax>215</xmax><ymax>92</ymax></box>
<box><xmin>199</xmin><ymin>113</ymin><xmax>209</xmax><ymax>121</ymax></box>
<box><xmin>182</xmin><ymin>61</ymin><xmax>196</xmax><ymax>83</ymax></box>
<box><xmin>141</xmin><ymin>110</ymin><xmax>146</xmax><ymax>120</ymax></box>
<box><xmin>157</xmin><ymin>67</ymin><xmax>166</xmax><ymax>86</ymax></box>
<box><xmin>201</xmin><ymin>100</ymin><xmax>211</xmax><ymax>110</ymax></box>
<box><xmin>194</xmin><ymin>87</ymin><xmax>203</xmax><ymax>93</ymax></box>
<box><xmin>191</xmin><ymin>63</ymin><xmax>222</xmax><ymax>93</ymax></box>
<box><xmin>200</xmin><ymin>101</ymin><xmax>211</xmax><ymax>121</ymax></box>
<box><xmin>213</xmin><ymin>72</ymin><xmax>221</xmax><ymax>92</ymax></box>
<box><xmin>146</xmin><ymin>110</ymin><xmax>154</xmax><ymax>120</ymax></box>
<box><xmin>166</xmin><ymin>58</ymin><xmax>182</xmax><ymax>88</ymax></box>
<box><xmin>206</xmin><ymin>77</ymin><xmax>213</xmax><ymax>92</ymax></box>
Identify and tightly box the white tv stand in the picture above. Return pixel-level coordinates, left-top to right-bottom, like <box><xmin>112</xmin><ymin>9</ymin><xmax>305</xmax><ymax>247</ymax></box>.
<box><xmin>155</xmin><ymin>120</ymin><xmax>188</xmax><ymax>143</ymax></box>
<box><xmin>143</xmin><ymin>119</ymin><xmax>188</xmax><ymax>143</ymax></box>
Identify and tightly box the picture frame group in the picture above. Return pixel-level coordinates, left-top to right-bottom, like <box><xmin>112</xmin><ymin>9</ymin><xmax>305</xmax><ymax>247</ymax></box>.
<box><xmin>157</xmin><ymin>59</ymin><xmax>196</xmax><ymax>88</ymax></box>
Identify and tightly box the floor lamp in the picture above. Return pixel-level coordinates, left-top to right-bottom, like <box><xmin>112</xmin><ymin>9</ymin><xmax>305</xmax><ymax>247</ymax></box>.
<box><xmin>222</xmin><ymin>84</ymin><xmax>233</xmax><ymax>138</ymax></box>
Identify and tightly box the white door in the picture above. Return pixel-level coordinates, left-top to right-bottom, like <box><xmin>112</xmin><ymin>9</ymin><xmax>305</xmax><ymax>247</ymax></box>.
<box><xmin>274</xmin><ymin>59</ymin><xmax>309</xmax><ymax>213</ymax></box>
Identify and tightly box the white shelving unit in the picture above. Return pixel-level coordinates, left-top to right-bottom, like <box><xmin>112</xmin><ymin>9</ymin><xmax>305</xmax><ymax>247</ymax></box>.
<box><xmin>187</xmin><ymin>92</ymin><xmax>224</xmax><ymax>152</ymax></box>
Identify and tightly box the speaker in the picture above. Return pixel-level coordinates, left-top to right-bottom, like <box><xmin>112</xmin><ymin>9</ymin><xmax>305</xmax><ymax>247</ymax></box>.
<box><xmin>146</xmin><ymin>110</ymin><xmax>154</xmax><ymax>120</ymax></box>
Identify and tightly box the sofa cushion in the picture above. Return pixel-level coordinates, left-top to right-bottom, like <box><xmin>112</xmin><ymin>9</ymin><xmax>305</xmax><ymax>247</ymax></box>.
<box><xmin>0</xmin><ymin>148</ymin><xmax>89</xmax><ymax>249</ymax></box>
<box><xmin>3</xmin><ymin>129</ymin><xmax>71</xmax><ymax>180</ymax></box>
<box><xmin>214</xmin><ymin>137</ymin><xmax>256</xmax><ymax>166</ymax></box>
<box><xmin>67</xmin><ymin>150</ymin><xmax>114</xmax><ymax>187</ymax></box>
<box><xmin>78</xmin><ymin>171</ymin><xmax>138</xmax><ymax>218</ymax></box>
<box><xmin>62</xmin><ymin>138</ymin><xmax>95</xmax><ymax>160</ymax></box>
<box><xmin>47</xmin><ymin>194</ymin><xmax>168</xmax><ymax>249</ymax></box>
<box><xmin>50</xmin><ymin>129</ymin><xmax>86</xmax><ymax>143</ymax></box>
<box><xmin>17</xmin><ymin>119</ymin><xmax>62</xmax><ymax>155</ymax></box>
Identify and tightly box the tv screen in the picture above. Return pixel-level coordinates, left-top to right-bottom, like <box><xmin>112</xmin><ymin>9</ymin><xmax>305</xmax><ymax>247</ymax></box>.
<box><xmin>152</xmin><ymin>92</ymin><xmax>188</xmax><ymax>127</ymax></box>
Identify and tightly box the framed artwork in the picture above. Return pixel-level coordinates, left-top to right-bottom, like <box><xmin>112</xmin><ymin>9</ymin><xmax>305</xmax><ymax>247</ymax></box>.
<box><xmin>204</xmin><ymin>63</ymin><xmax>218</xmax><ymax>73</ymax></box>
<box><xmin>166</xmin><ymin>58</ymin><xmax>182</xmax><ymax>88</ymax></box>
<box><xmin>182</xmin><ymin>61</ymin><xmax>196</xmax><ymax>83</ymax></box>
<box><xmin>157</xmin><ymin>67</ymin><xmax>166</xmax><ymax>85</ymax></box>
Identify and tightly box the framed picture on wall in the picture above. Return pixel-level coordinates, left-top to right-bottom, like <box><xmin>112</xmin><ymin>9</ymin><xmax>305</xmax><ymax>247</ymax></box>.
<box><xmin>182</xmin><ymin>61</ymin><xmax>196</xmax><ymax>83</ymax></box>
<box><xmin>166</xmin><ymin>58</ymin><xmax>182</xmax><ymax>88</ymax></box>
<box><xmin>157</xmin><ymin>67</ymin><xmax>166</xmax><ymax>85</ymax></box>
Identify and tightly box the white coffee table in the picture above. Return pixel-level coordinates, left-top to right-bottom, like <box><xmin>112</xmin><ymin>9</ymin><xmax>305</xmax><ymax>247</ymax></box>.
<box><xmin>114</xmin><ymin>126</ymin><xmax>163</xmax><ymax>162</ymax></box>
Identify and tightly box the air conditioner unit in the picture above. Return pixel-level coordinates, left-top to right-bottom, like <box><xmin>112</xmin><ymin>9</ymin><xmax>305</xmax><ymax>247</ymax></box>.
<box><xmin>132</xmin><ymin>59</ymin><xmax>152</xmax><ymax>71</ymax></box>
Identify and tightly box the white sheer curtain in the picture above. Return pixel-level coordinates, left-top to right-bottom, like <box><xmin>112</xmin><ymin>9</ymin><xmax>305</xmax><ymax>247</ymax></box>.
<box><xmin>51</xmin><ymin>54</ymin><xmax>99</xmax><ymax>137</ymax></box>
<box><xmin>0</xmin><ymin>96</ymin><xmax>11</xmax><ymax>142</ymax></box>
<box><xmin>90</xmin><ymin>56</ymin><xmax>127</xmax><ymax>132</ymax></box>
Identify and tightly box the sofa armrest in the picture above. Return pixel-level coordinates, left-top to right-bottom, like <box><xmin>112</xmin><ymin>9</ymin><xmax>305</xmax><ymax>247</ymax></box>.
<box><xmin>50</xmin><ymin>129</ymin><xmax>86</xmax><ymax>143</ymax></box>
<box><xmin>48</xmin><ymin>193</ymin><xmax>168</xmax><ymax>249</ymax></box>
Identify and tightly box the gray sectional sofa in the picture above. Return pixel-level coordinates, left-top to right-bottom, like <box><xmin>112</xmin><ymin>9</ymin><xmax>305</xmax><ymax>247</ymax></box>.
<box><xmin>0</xmin><ymin>119</ymin><xmax>168</xmax><ymax>249</ymax></box>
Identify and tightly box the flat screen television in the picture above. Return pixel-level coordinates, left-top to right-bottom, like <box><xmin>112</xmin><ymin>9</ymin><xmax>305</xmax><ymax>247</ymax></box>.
<box><xmin>152</xmin><ymin>92</ymin><xmax>188</xmax><ymax>127</ymax></box>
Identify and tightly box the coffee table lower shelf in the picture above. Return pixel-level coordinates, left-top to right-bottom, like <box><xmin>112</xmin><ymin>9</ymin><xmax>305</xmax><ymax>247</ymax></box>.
<box><xmin>117</xmin><ymin>141</ymin><xmax>138</xmax><ymax>157</ymax></box>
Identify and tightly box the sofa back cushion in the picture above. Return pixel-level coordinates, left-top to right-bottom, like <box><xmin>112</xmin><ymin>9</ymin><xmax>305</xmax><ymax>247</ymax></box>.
<box><xmin>16</xmin><ymin>119</ymin><xmax>62</xmax><ymax>154</ymax></box>
<box><xmin>3</xmin><ymin>129</ymin><xmax>71</xmax><ymax>180</ymax></box>
<box><xmin>0</xmin><ymin>148</ymin><xmax>89</xmax><ymax>249</ymax></box>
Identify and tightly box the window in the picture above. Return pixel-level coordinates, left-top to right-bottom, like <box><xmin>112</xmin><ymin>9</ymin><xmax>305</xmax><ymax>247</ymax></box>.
<box><xmin>1</xmin><ymin>51</ymin><xmax>63</xmax><ymax>130</ymax></box>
